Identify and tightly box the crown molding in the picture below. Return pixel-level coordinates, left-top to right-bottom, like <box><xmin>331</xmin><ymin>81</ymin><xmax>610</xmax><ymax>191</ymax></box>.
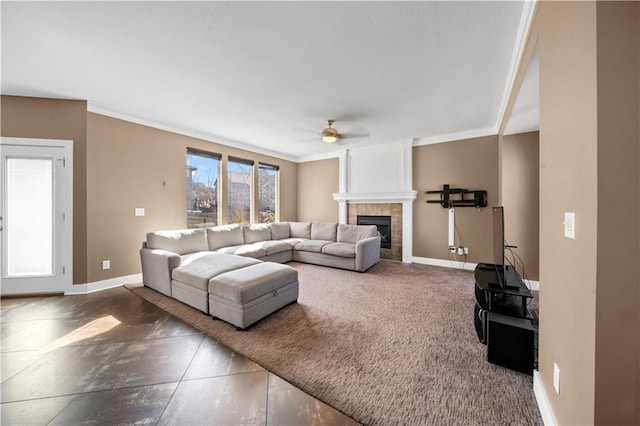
<box><xmin>495</xmin><ymin>0</ymin><xmax>538</xmax><ymax>133</ymax></box>
<box><xmin>87</xmin><ymin>101</ymin><xmax>505</xmax><ymax>162</ymax></box>
<box><xmin>296</xmin><ymin>150</ymin><xmax>342</xmax><ymax>163</ymax></box>
<box><xmin>412</xmin><ymin>127</ymin><xmax>496</xmax><ymax>146</ymax></box>
<box><xmin>87</xmin><ymin>101</ymin><xmax>298</xmax><ymax>163</ymax></box>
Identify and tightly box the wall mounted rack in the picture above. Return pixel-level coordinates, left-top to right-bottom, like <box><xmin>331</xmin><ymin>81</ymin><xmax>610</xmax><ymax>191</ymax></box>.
<box><xmin>426</xmin><ymin>184</ymin><xmax>488</xmax><ymax>208</ymax></box>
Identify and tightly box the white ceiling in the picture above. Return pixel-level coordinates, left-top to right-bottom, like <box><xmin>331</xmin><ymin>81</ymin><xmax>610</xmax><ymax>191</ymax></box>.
<box><xmin>1</xmin><ymin>1</ymin><xmax>538</xmax><ymax>162</ymax></box>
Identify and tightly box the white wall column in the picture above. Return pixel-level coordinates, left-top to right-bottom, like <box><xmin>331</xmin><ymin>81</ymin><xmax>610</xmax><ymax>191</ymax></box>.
<box><xmin>402</xmin><ymin>201</ymin><xmax>413</xmax><ymax>263</ymax></box>
<box><xmin>338</xmin><ymin>201</ymin><xmax>348</xmax><ymax>224</ymax></box>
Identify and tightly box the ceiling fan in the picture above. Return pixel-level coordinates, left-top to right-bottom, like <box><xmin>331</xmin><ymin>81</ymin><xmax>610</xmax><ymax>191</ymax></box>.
<box><xmin>319</xmin><ymin>119</ymin><xmax>369</xmax><ymax>143</ymax></box>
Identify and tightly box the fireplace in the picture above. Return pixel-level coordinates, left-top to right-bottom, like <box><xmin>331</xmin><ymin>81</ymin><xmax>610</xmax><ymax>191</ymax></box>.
<box><xmin>357</xmin><ymin>215</ymin><xmax>391</xmax><ymax>249</ymax></box>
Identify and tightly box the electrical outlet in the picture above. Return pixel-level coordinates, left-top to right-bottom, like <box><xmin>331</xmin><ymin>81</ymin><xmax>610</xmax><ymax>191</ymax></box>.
<box><xmin>553</xmin><ymin>363</ymin><xmax>560</xmax><ymax>394</ymax></box>
<box><xmin>457</xmin><ymin>247</ymin><xmax>463</xmax><ymax>255</ymax></box>
<box><xmin>463</xmin><ymin>247</ymin><xmax>469</xmax><ymax>255</ymax></box>
<box><xmin>449</xmin><ymin>246</ymin><xmax>456</xmax><ymax>253</ymax></box>
<box><xmin>102</xmin><ymin>260</ymin><xmax>110</xmax><ymax>270</ymax></box>
<box><xmin>135</xmin><ymin>207</ymin><xmax>145</xmax><ymax>217</ymax></box>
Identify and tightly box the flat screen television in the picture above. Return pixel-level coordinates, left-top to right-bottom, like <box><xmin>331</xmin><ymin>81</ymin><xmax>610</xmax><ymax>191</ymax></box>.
<box><xmin>492</xmin><ymin>206</ymin><xmax>520</xmax><ymax>290</ymax></box>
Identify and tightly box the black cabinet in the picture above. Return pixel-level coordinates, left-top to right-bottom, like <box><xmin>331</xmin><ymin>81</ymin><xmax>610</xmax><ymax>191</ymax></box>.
<box><xmin>487</xmin><ymin>312</ymin><xmax>535</xmax><ymax>375</ymax></box>
<box><xmin>474</xmin><ymin>263</ymin><xmax>535</xmax><ymax>375</ymax></box>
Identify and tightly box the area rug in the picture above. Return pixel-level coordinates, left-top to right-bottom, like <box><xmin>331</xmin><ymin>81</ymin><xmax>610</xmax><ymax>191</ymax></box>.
<box><xmin>127</xmin><ymin>260</ymin><xmax>542</xmax><ymax>426</ymax></box>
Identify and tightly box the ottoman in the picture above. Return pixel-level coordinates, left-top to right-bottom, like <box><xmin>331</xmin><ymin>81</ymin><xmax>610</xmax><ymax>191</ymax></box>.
<box><xmin>171</xmin><ymin>253</ymin><xmax>262</xmax><ymax>314</ymax></box>
<box><xmin>208</xmin><ymin>262</ymin><xmax>299</xmax><ymax>330</ymax></box>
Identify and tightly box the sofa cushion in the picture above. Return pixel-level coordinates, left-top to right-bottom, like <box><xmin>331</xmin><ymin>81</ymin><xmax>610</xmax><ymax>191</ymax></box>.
<box><xmin>311</xmin><ymin>222</ymin><xmax>338</xmax><ymax>241</ymax></box>
<box><xmin>294</xmin><ymin>240</ymin><xmax>332</xmax><ymax>253</ymax></box>
<box><xmin>270</xmin><ymin>222</ymin><xmax>290</xmax><ymax>240</ymax></box>
<box><xmin>280</xmin><ymin>238</ymin><xmax>307</xmax><ymax>248</ymax></box>
<box><xmin>172</xmin><ymin>253</ymin><xmax>261</xmax><ymax>291</ymax></box>
<box><xmin>289</xmin><ymin>222</ymin><xmax>312</xmax><ymax>239</ymax></box>
<box><xmin>242</xmin><ymin>224</ymin><xmax>271</xmax><ymax>243</ymax></box>
<box><xmin>181</xmin><ymin>251</ymin><xmax>216</xmax><ymax>264</ymax></box>
<box><xmin>147</xmin><ymin>229</ymin><xmax>208</xmax><ymax>255</ymax></box>
<box><xmin>214</xmin><ymin>245</ymin><xmax>244</xmax><ymax>255</ymax></box>
<box><xmin>253</xmin><ymin>240</ymin><xmax>292</xmax><ymax>256</ymax></box>
<box><xmin>322</xmin><ymin>242</ymin><xmax>356</xmax><ymax>258</ymax></box>
<box><xmin>337</xmin><ymin>224</ymin><xmax>378</xmax><ymax>244</ymax></box>
<box><xmin>234</xmin><ymin>245</ymin><xmax>267</xmax><ymax>258</ymax></box>
<box><xmin>207</xmin><ymin>225</ymin><xmax>244</xmax><ymax>251</ymax></box>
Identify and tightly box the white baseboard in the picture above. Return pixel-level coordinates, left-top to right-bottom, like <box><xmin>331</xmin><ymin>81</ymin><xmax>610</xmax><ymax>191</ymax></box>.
<box><xmin>534</xmin><ymin>370</ymin><xmax>557</xmax><ymax>425</ymax></box>
<box><xmin>411</xmin><ymin>256</ymin><xmax>477</xmax><ymax>271</ymax></box>
<box><xmin>411</xmin><ymin>257</ymin><xmax>541</xmax><ymax>291</ymax></box>
<box><xmin>65</xmin><ymin>273</ymin><xmax>142</xmax><ymax>295</ymax></box>
<box><xmin>525</xmin><ymin>279</ymin><xmax>540</xmax><ymax>291</ymax></box>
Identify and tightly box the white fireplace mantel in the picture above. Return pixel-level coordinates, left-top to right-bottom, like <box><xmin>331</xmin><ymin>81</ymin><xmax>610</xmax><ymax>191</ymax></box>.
<box><xmin>332</xmin><ymin>191</ymin><xmax>417</xmax><ymax>204</ymax></box>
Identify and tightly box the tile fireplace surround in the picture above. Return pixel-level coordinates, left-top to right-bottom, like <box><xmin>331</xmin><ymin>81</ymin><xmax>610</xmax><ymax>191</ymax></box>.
<box><xmin>349</xmin><ymin>204</ymin><xmax>402</xmax><ymax>261</ymax></box>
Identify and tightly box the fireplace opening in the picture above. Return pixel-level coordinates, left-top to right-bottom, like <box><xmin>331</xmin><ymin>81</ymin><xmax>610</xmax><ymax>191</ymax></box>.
<box><xmin>357</xmin><ymin>215</ymin><xmax>391</xmax><ymax>249</ymax></box>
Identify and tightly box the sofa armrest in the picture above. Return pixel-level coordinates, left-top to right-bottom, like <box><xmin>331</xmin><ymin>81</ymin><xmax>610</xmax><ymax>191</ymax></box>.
<box><xmin>355</xmin><ymin>236</ymin><xmax>381</xmax><ymax>272</ymax></box>
<box><xmin>140</xmin><ymin>248</ymin><xmax>182</xmax><ymax>297</ymax></box>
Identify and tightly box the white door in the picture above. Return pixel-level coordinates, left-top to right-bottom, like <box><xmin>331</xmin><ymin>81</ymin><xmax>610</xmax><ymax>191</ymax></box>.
<box><xmin>1</xmin><ymin>137</ymin><xmax>73</xmax><ymax>295</ymax></box>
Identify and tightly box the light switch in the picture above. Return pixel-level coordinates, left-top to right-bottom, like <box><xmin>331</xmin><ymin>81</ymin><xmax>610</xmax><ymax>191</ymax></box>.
<box><xmin>135</xmin><ymin>208</ymin><xmax>145</xmax><ymax>217</ymax></box>
<box><xmin>564</xmin><ymin>212</ymin><xmax>575</xmax><ymax>239</ymax></box>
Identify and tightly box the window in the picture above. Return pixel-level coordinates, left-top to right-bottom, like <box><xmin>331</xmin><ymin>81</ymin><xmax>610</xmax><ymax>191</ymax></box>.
<box><xmin>227</xmin><ymin>156</ymin><xmax>253</xmax><ymax>224</ymax></box>
<box><xmin>258</xmin><ymin>162</ymin><xmax>279</xmax><ymax>223</ymax></box>
<box><xmin>187</xmin><ymin>148</ymin><xmax>221</xmax><ymax>228</ymax></box>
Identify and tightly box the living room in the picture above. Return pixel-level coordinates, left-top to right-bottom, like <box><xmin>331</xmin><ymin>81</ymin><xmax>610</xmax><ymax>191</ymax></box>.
<box><xmin>1</xmin><ymin>1</ymin><xmax>638</xmax><ymax>425</ymax></box>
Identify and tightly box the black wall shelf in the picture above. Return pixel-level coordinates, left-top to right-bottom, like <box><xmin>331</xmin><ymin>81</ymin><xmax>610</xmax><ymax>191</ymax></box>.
<box><xmin>426</xmin><ymin>184</ymin><xmax>487</xmax><ymax>208</ymax></box>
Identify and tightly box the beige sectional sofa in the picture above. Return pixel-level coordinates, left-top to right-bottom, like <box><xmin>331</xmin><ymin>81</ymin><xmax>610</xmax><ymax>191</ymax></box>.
<box><xmin>140</xmin><ymin>222</ymin><xmax>380</xmax><ymax>329</ymax></box>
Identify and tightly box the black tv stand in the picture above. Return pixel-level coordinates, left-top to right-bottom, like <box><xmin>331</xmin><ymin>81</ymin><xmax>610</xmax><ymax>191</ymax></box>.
<box><xmin>474</xmin><ymin>263</ymin><xmax>536</xmax><ymax>375</ymax></box>
<box><xmin>488</xmin><ymin>281</ymin><xmax>521</xmax><ymax>291</ymax></box>
<box><xmin>476</xmin><ymin>264</ymin><xmax>496</xmax><ymax>272</ymax></box>
<box><xmin>488</xmin><ymin>265</ymin><xmax>523</xmax><ymax>291</ymax></box>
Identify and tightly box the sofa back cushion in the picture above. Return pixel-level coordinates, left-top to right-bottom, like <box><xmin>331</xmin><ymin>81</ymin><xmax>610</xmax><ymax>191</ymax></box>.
<box><xmin>289</xmin><ymin>222</ymin><xmax>312</xmax><ymax>239</ymax></box>
<box><xmin>243</xmin><ymin>224</ymin><xmax>272</xmax><ymax>243</ymax></box>
<box><xmin>206</xmin><ymin>224</ymin><xmax>244</xmax><ymax>250</ymax></box>
<box><xmin>337</xmin><ymin>224</ymin><xmax>378</xmax><ymax>244</ymax></box>
<box><xmin>270</xmin><ymin>222</ymin><xmax>290</xmax><ymax>240</ymax></box>
<box><xmin>147</xmin><ymin>229</ymin><xmax>208</xmax><ymax>255</ymax></box>
<box><xmin>311</xmin><ymin>222</ymin><xmax>338</xmax><ymax>241</ymax></box>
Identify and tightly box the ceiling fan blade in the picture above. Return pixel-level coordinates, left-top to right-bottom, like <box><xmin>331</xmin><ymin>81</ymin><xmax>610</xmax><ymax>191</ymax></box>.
<box><xmin>339</xmin><ymin>131</ymin><xmax>370</xmax><ymax>140</ymax></box>
<box><xmin>293</xmin><ymin>127</ymin><xmax>320</xmax><ymax>135</ymax></box>
<box><xmin>298</xmin><ymin>135</ymin><xmax>323</xmax><ymax>143</ymax></box>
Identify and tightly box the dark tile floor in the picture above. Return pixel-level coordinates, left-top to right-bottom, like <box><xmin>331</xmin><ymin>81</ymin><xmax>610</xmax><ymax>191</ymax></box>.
<box><xmin>0</xmin><ymin>287</ymin><xmax>358</xmax><ymax>425</ymax></box>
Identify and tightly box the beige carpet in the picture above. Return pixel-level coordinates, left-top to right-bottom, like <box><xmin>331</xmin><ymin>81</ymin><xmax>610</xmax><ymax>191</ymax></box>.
<box><xmin>127</xmin><ymin>260</ymin><xmax>542</xmax><ymax>426</ymax></box>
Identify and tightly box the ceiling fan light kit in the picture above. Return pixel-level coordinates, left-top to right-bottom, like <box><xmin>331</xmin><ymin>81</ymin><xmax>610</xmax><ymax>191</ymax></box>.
<box><xmin>321</xmin><ymin>119</ymin><xmax>339</xmax><ymax>143</ymax></box>
<box><xmin>321</xmin><ymin>131</ymin><xmax>338</xmax><ymax>143</ymax></box>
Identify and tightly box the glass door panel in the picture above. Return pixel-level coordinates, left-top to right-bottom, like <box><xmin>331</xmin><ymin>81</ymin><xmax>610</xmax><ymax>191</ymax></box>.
<box><xmin>6</xmin><ymin>158</ymin><xmax>54</xmax><ymax>277</ymax></box>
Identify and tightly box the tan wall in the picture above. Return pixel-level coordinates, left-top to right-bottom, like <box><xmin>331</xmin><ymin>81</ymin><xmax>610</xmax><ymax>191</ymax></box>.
<box><xmin>532</xmin><ymin>2</ymin><xmax>640</xmax><ymax>424</ymax></box>
<box><xmin>502</xmin><ymin>131</ymin><xmax>539</xmax><ymax>280</ymax></box>
<box><xmin>1</xmin><ymin>95</ymin><xmax>89</xmax><ymax>284</ymax></box>
<box><xmin>296</xmin><ymin>158</ymin><xmax>339</xmax><ymax>222</ymax></box>
<box><xmin>86</xmin><ymin>113</ymin><xmax>297</xmax><ymax>282</ymax></box>
<box><xmin>537</xmin><ymin>2</ymin><xmax>599</xmax><ymax>423</ymax></box>
<box><xmin>413</xmin><ymin>135</ymin><xmax>498</xmax><ymax>263</ymax></box>
<box><xmin>594</xmin><ymin>2</ymin><xmax>639</xmax><ymax>423</ymax></box>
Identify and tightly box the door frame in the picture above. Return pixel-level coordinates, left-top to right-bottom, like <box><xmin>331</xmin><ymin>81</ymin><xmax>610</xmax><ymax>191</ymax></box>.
<box><xmin>1</xmin><ymin>137</ymin><xmax>73</xmax><ymax>295</ymax></box>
